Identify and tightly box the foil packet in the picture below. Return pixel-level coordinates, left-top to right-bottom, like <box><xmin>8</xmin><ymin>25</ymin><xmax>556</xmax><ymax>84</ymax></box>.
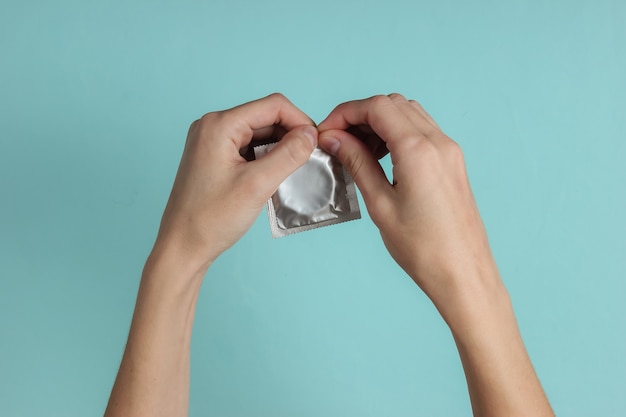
<box><xmin>254</xmin><ymin>143</ymin><xmax>361</xmax><ymax>237</ymax></box>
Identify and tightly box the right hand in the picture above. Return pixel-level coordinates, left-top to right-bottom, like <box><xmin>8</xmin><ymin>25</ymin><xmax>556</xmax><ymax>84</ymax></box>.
<box><xmin>319</xmin><ymin>95</ymin><xmax>556</xmax><ymax>417</ymax></box>
<box><xmin>317</xmin><ymin>94</ymin><xmax>500</xmax><ymax>314</ymax></box>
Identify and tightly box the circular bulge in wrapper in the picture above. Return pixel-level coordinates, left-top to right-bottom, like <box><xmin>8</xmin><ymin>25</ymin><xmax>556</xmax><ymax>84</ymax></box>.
<box><xmin>253</xmin><ymin>143</ymin><xmax>361</xmax><ymax>237</ymax></box>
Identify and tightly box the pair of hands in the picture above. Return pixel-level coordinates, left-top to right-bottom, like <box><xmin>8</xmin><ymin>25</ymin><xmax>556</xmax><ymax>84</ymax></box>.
<box><xmin>110</xmin><ymin>94</ymin><xmax>553</xmax><ymax>417</ymax></box>
<box><xmin>153</xmin><ymin>93</ymin><xmax>495</xmax><ymax>315</ymax></box>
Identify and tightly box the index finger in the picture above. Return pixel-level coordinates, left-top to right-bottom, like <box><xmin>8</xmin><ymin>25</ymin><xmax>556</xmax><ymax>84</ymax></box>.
<box><xmin>222</xmin><ymin>93</ymin><xmax>315</xmax><ymax>148</ymax></box>
<box><xmin>317</xmin><ymin>95</ymin><xmax>417</xmax><ymax>148</ymax></box>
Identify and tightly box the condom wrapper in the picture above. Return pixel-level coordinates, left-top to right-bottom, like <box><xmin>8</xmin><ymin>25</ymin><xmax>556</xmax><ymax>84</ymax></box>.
<box><xmin>254</xmin><ymin>143</ymin><xmax>361</xmax><ymax>237</ymax></box>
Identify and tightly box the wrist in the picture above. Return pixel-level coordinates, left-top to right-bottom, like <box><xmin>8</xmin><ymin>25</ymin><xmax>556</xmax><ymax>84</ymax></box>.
<box><xmin>142</xmin><ymin>241</ymin><xmax>212</xmax><ymax>298</ymax></box>
<box><xmin>443</xmin><ymin>276</ymin><xmax>512</xmax><ymax>336</ymax></box>
<box><xmin>422</xmin><ymin>261</ymin><xmax>511</xmax><ymax>335</ymax></box>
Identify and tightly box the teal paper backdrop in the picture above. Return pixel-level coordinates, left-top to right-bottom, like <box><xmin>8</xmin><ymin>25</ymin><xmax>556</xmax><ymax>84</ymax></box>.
<box><xmin>1</xmin><ymin>0</ymin><xmax>624</xmax><ymax>416</ymax></box>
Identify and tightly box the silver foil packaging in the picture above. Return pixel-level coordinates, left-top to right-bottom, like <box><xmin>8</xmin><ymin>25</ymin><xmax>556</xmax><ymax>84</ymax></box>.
<box><xmin>254</xmin><ymin>143</ymin><xmax>361</xmax><ymax>237</ymax></box>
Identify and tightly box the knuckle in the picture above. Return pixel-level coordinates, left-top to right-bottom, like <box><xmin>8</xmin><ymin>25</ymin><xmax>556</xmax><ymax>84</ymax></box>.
<box><xmin>197</xmin><ymin>111</ymin><xmax>223</xmax><ymax>133</ymax></box>
<box><xmin>409</xmin><ymin>138</ymin><xmax>439</xmax><ymax>163</ymax></box>
<box><xmin>187</xmin><ymin>118</ymin><xmax>201</xmax><ymax>136</ymax></box>
<box><xmin>407</xmin><ymin>132</ymin><xmax>428</xmax><ymax>144</ymax></box>
<box><xmin>387</xmin><ymin>92</ymin><xmax>406</xmax><ymax>103</ymax></box>
<box><xmin>443</xmin><ymin>139</ymin><xmax>465</xmax><ymax>164</ymax></box>
<box><xmin>327</xmin><ymin>101</ymin><xmax>346</xmax><ymax>117</ymax></box>
<box><xmin>267</xmin><ymin>92</ymin><xmax>288</xmax><ymax>103</ymax></box>
<box><xmin>408</xmin><ymin>99</ymin><xmax>422</xmax><ymax>109</ymax></box>
<box><xmin>370</xmin><ymin>94</ymin><xmax>392</xmax><ymax>109</ymax></box>
<box><xmin>419</xmin><ymin>137</ymin><xmax>438</xmax><ymax>152</ymax></box>
<box><xmin>200</xmin><ymin>111</ymin><xmax>221</xmax><ymax>125</ymax></box>
<box><xmin>197</xmin><ymin>110</ymin><xmax>231</xmax><ymax>137</ymax></box>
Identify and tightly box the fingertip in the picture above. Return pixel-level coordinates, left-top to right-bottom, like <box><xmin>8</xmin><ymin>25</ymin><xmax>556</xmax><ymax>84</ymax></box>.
<box><xmin>301</xmin><ymin>125</ymin><xmax>318</xmax><ymax>149</ymax></box>
<box><xmin>319</xmin><ymin>129</ymin><xmax>391</xmax><ymax>199</ymax></box>
<box><xmin>271</xmin><ymin>125</ymin><xmax>316</xmax><ymax>168</ymax></box>
<box><xmin>247</xmin><ymin>126</ymin><xmax>316</xmax><ymax>198</ymax></box>
<box><xmin>317</xmin><ymin>103</ymin><xmax>346</xmax><ymax>132</ymax></box>
<box><xmin>316</xmin><ymin>118</ymin><xmax>330</xmax><ymax>132</ymax></box>
<box><xmin>318</xmin><ymin>131</ymin><xmax>340</xmax><ymax>156</ymax></box>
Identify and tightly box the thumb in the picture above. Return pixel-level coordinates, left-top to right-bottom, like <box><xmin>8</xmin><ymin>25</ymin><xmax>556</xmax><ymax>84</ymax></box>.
<box><xmin>249</xmin><ymin>125</ymin><xmax>317</xmax><ymax>196</ymax></box>
<box><xmin>318</xmin><ymin>129</ymin><xmax>392</xmax><ymax>207</ymax></box>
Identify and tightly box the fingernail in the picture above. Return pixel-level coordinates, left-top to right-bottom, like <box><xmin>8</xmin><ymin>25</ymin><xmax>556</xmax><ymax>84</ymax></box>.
<box><xmin>303</xmin><ymin>126</ymin><xmax>318</xmax><ymax>148</ymax></box>
<box><xmin>324</xmin><ymin>137</ymin><xmax>340</xmax><ymax>155</ymax></box>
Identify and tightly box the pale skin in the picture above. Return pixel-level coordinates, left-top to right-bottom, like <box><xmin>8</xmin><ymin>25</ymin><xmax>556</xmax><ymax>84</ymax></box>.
<box><xmin>104</xmin><ymin>93</ymin><xmax>554</xmax><ymax>417</ymax></box>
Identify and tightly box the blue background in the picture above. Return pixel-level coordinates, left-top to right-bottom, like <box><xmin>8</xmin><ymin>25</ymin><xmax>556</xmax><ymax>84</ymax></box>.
<box><xmin>1</xmin><ymin>0</ymin><xmax>624</xmax><ymax>416</ymax></box>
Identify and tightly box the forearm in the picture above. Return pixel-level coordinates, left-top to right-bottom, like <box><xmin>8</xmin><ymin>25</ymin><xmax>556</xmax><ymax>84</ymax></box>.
<box><xmin>103</xmin><ymin>95</ymin><xmax>316</xmax><ymax>417</ymax></box>
<box><xmin>104</xmin><ymin>248</ymin><xmax>207</xmax><ymax>417</ymax></box>
<box><xmin>437</xmin><ymin>268</ymin><xmax>554</xmax><ymax>417</ymax></box>
<box><xmin>317</xmin><ymin>94</ymin><xmax>554</xmax><ymax>415</ymax></box>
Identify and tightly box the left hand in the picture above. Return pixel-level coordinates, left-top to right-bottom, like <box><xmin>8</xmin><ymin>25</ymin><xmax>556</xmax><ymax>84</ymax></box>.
<box><xmin>152</xmin><ymin>93</ymin><xmax>318</xmax><ymax>275</ymax></box>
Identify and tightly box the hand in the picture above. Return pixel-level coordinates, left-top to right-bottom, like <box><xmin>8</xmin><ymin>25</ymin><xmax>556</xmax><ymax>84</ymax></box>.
<box><xmin>317</xmin><ymin>95</ymin><xmax>557</xmax><ymax>416</ymax></box>
<box><xmin>317</xmin><ymin>94</ymin><xmax>498</xmax><ymax>315</ymax></box>
<box><xmin>152</xmin><ymin>93</ymin><xmax>318</xmax><ymax>275</ymax></box>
